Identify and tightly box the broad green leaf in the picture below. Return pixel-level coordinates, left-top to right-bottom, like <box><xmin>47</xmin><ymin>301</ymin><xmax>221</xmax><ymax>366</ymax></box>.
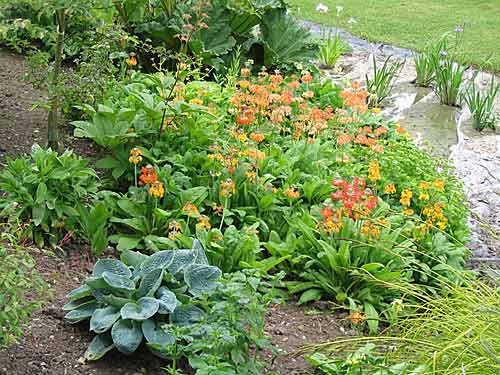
<box><xmin>121</xmin><ymin>250</ymin><xmax>149</xmax><ymax>268</ymax></box>
<box><xmin>136</xmin><ymin>269</ymin><xmax>163</xmax><ymax>298</ymax></box>
<box><xmin>67</xmin><ymin>284</ymin><xmax>92</xmax><ymax>301</ymax></box>
<box><xmin>184</xmin><ymin>264</ymin><xmax>222</xmax><ymax>296</ymax></box>
<box><xmin>111</xmin><ymin>319</ymin><xmax>143</xmax><ymax>354</ymax></box>
<box><xmin>156</xmin><ymin>287</ymin><xmax>178</xmax><ymax>314</ymax></box>
<box><xmin>32</xmin><ymin>203</ymin><xmax>46</xmax><ymax>226</ymax></box>
<box><xmin>121</xmin><ymin>297</ymin><xmax>159</xmax><ymax>321</ymax></box>
<box><xmin>170</xmin><ymin>304</ymin><xmax>205</xmax><ymax>327</ymax></box>
<box><xmin>64</xmin><ymin>301</ymin><xmax>98</xmax><ymax>323</ymax></box>
<box><xmin>63</xmin><ymin>297</ymin><xmax>95</xmax><ymax>311</ymax></box>
<box><xmin>166</xmin><ymin>250</ymin><xmax>196</xmax><ymax>275</ymax></box>
<box><xmin>86</xmin><ymin>277</ymin><xmax>109</xmax><ymax>290</ymax></box>
<box><xmin>84</xmin><ymin>334</ymin><xmax>115</xmax><ymax>361</ymax></box>
<box><xmin>192</xmin><ymin>239</ymin><xmax>209</xmax><ymax>265</ymax></box>
<box><xmin>102</xmin><ymin>272</ymin><xmax>136</xmax><ymax>292</ymax></box>
<box><xmin>116</xmin><ymin>235</ymin><xmax>143</xmax><ymax>251</ymax></box>
<box><xmin>140</xmin><ymin>250</ymin><xmax>175</xmax><ymax>274</ymax></box>
<box><xmin>102</xmin><ymin>294</ymin><xmax>135</xmax><ymax>308</ymax></box>
<box><xmin>364</xmin><ymin>302</ymin><xmax>380</xmax><ymax>334</ymax></box>
<box><xmin>93</xmin><ymin>259</ymin><xmax>132</xmax><ymax>278</ymax></box>
<box><xmin>90</xmin><ymin>306</ymin><xmax>121</xmax><ymax>334</ymax></box>
<box><xmin>298</xmin><ymin>288</ymin><xmax>323</xmax><ymax>305</ymax></box>
<box><xmin>35</xmin><ymin>182</ymin><xmax>48</xmax><ymax>203</ymax></box>
<box><xmin>141</xmin><ymin>320</ymin><xmax>175</xmax><ymax>346</ymax></box>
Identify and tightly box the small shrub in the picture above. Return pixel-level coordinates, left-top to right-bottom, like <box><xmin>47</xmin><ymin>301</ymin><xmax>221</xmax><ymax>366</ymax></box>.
<box><xmin>0</xmin><ymin>145</ymin><xmax>100</xmax><ymax>247</ymax></box>
<box><xmin>64</xmin><ymin>241</ymin><xmax>272</xmax><ymax>373</ymax></box>
<box><xmin>461</xmin><ymin>73</ymin><xmax>499</xmax><ymax>131</ymax></box>
<box><xmin>366</xmin><ymin>55</ymin><xmax>404</xmax><ymax>107</ymax></box>
<box><xmin>0</xmin><ymin>242</ymin><xmax>47</xmax><ymax>347</ymax></box>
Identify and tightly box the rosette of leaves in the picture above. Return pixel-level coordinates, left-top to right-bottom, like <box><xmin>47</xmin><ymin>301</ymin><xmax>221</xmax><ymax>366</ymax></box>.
<box><xmin>63</xmin><ymin>240</ymin><xmax>222</xmax><ymax>361</ymax></box>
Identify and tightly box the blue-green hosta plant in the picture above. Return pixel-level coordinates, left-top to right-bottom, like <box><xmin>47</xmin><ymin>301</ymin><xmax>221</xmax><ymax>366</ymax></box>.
<box><xmin>63</xmin><ymin>240</ymin><xmax>272</xmax><ymax>372</ymax></box>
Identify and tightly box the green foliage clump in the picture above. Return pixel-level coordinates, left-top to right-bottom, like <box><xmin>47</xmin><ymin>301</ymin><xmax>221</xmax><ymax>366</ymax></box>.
<box><xmin>0</xmin><ymin>145</ymin><xmax>100</xmax><ymax>247</ymax></box>
<box><xmin>0</xmin><ymin>243</ymin><xmax>47</xmax><ymax>347</ymax></box>
<box><xmin>64</xmin><ymin>241</ymin><xmax>272</xmax><ymax>373</ymax></box>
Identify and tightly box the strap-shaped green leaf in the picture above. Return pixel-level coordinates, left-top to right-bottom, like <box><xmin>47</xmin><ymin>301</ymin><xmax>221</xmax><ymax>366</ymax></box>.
<box><xmin>156</xmin><ymin>287</ymin><xmax>178</xmax><ymax>314</ymax></box>
<box><xmin>111</xmin><ymin>319</ymin><xmax>143</xmax><ymax>354</ymax></box>
<box><xmin>90</xmin><ymin>306</ymin><xmax>121</xmax><ymax>334</ymax></box>
<box><xmin>184</xmin><ymin>264</ymin><xmax>222</xmax><ymax>296</ymax></box>
<box><xmin>93</xmin><ymin>259</ymin><xmax>132</xmax><ymax>278</ymax></box>
<box><xmin>141</xmin><ymin>320</ymin><xmax>175</xmax><ymax>346</ymax></box>
<box><xmin>121</xmin><ymin>297</ymin><xmax>159</xmax><ymax>321</ymax></box>
<box><xmin>84</xmin><ymin>334</ymin><xmax>115</xmax><ymax>361</ymax></box>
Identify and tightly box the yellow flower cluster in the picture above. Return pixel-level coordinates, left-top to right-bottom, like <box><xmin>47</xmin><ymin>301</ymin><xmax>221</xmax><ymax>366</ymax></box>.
<box><xmin>129</xmin><ymin>147</ymin><xmax>143</xmax><ymax>165</ymax></box>
<box><xmin>384</xmin><ymin>184</ymin><xmax>396</xmax><ymax>194</ymax></box>
<box><xmin>182</xmin><ymin>203</ymin><xmax>199</xmax><ymax>218</ymax></box>
<box><xmin>220</xmin><ymin>179</ymin><xmax>236</xmax><ymax>198</ymax></box>
<box><xmin>422</xmin><ymin>202</ymin><xmax>448</xmax><ymax>230</ymax></box>
<box><xmin>284</xmin><ymin>187</ymin><xmax>300</xmax><ymax>199</ymax></box>
<box><xmin>368</xmin><ymin>161</ymin><xmax>381</xmax><ymax>182</ymax></box>
<box><xmin>149</xmin><ymin>181</ymin><xmax>165</xmax><ymax>198</ymax></box>
<box><xmin>400</xmin><ymin>189</ymin><xmax>412</xmax><ymax>206</ymax></box>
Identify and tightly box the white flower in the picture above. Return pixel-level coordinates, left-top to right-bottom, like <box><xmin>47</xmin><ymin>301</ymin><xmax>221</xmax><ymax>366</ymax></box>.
<box><xmin>347</xmin><ymin>17</ymin><xmax>357</xmax><ymax>24</ymax></box>
<box><xmin>336</xmin><ymin>5</ymin><xmax>344</xmax><ymax>15</ymax></box>
<box><xmin>454</xmin><ymin>25</ymin><xmax>464</xmax><ymax>33</ymax></box>
<box><xmin>316</xmin><ymin>3</ymin><xmax>329</xmax><ymax>13</ymax></box>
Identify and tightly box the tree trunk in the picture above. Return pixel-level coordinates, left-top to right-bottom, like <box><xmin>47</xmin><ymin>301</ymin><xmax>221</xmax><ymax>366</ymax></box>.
<box><xmin>47</xmin><ymin>9</ymin><xmax>66</xmax><ymax>151</ymax></box>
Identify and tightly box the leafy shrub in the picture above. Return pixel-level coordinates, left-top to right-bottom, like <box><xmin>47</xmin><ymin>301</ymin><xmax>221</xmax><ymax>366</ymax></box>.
<box><xmin>64</xmin><ymin>241</ymin><xmax>271</xmax><ymax>373</ymax></box>
<box><xmin>0</xmin><ymin>242</ymin><xmax>47</xmax><ymax>347</ymax></box>
<box><xmin>0</xmin><ymin>145</ymin><xmax>100</xmax><ymax>247</ymax></box>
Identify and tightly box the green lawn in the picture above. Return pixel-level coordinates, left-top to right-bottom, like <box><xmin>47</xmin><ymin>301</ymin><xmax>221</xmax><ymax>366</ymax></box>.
<box><xmin>289</xmin><ymin>0</ymin><xmax>500</xmax><ymax>71</ymax></box>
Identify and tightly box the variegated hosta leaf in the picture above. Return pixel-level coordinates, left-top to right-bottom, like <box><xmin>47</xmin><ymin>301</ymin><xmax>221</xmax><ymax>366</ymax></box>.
<box><xmin>170</xmin><ymin>304</ymin><xmax>205</xmax><ymax>327</ymax></box>
<box><xmin>93</xmin><ymin>258</ymin><xmax>132</xmax><ymax>278</ymax></box>
<box><xmin>141</xmin><ymin>320</ymin><xmax>175</xmax><ymax>346</ymax></box>
<box><xmin>102</xmin><ymin>294</ymin><xmax>135</xmax><ymax>308</ymax></box>
<box><xmin>64</xmin><ymin>301</ymin><xmax>98</xmax><ymax>323</ymax></box>
<box><xmin>111</xmin><ymin>319</ymin><xmax>143</xmax><ymax>354</ymax></box>
<box><xmin>102</xmin><ymin>271</ymin><xmax>136</xmax><ymax>292</ymax></box>
<box><xmin>184</xmin><ymin>264</ymin><xmax>222</xmax><ymax>296</ymax></box>
<box><xmin>84</xmin><ymin>334</ymin><xmax>115</xmax><ymax>361</ymax></box>
<box><xmin>156</xmin><ymin>287</ymin><xmax>178</xmax><ymax>314</ymax></box>
<box><xmin>121</xmin><ymin>297</ymin><xmax>159</xmax><ymax>321</ymax></box>
<box><xmin>62</xmin><ymin>296</ymin><xmax>95</xmax><ymax>311</ymax></box>
<box><xmin>140</xmin><ymin>250</ymin><xmax>176</xmax><ymax>274</ymax></box>
<box><xmin>85</xmin><ymin>277</ymin><xmax>109</xmax><ymax>290</ymax></box>
<box><xmin>136</xmin><ymin>268</ymin><xmax>163</xmax><ymax>299</ymax></box>
<box><xmin>90</xmin><ymin>306</ymin><xmax>121</xmax><ymax>334</ymax></box>
<box><xmin>166</xmin><ymin>250</ymin><xmax>196</xmax><ymax>275</ymax></box>
<box><xmin>191</xmin><ymin>239</ymin><xmax>209</xmax><ymax>265</ymax></box>
<box><xmin>121</xmin><ymin>249</ymin><xmax>148</xmax><ymax>269</ymax></box>
<box><xmin>67</xmin><ymin>284</ymin><xmax>92</xmax><ymax>301</ymax></box>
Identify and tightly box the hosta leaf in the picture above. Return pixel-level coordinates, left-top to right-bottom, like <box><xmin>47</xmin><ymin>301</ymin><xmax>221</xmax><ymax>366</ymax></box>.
<box><xmin>156</xmin><ymin>287</ymin><xmax>178</xmax><ymax>314</ymax></box>
<box><xmin>141</xmin><ymin>320</ymin><xmax>175</xmax><ymax>346</ymax></box>
<box><xmin>192</xmin><ymin>239</ymin><xmax>209</xmax><ymax>265</ymax></box>
<box><xmin>166</xmin><ymin>250</ymin><xmax>196</xmax><ymax>275</ymax></box>
<box><xmin>90</xmin><ymin>306</ymin><xmax>121</xmax><ymax>334</ymax></box>
<box><xmin>86</xmin><ymin>277</ymin><xmax>108</xmax><ymax>290</ymax></box>
<box><xmin>102</xmin><ymin>272</ymin><xmax>136</xmax><ymax>292</ymax></box>
<box><xmin>64</xmin><ymin>301</ymin><xmax>98</xmax><ymax>323</ymax></box>
<box><xmin>67</xmin><ymin>284</ymin><xmax>92</xmax><ymax>301</ymax></box>
<box><xmin>170</xmin><ymin>304</ymin><xmax>205</xmax><ymax>327</ymax></box>
<box><xmin>140</xmin><ymin>250</ymin><xmax>175</xmax><ymax>274</ymax></box>
<box><xmin>111</xmin><ymin>319</ymin><xmax>143</xmax><ymax>354</ymax></box>
<box><xmin>136</xmin><ymin>269</ymin><xmax>163</xmax><ymax>298</ymax></box>
<box><xmin>84</xmin><ymin>334</ymin><xmax>115</xmax><ymax>361</ymax></box>
<box><xmin>121</xmin><ymin>250</ymin><xmax>149</xmax><ymax>268</ymax></box>
<box><xmin>184</xmin><ymin>264</ymin><xmax>222</xmax><ymax>296</ymax></box>
<box><xmin>121</xmin><ymin>297</ymin><xmax>159</xmax><ymax>321</ymax></box>
<box><xmin>62</xmin><ymin>297</ymin><xmax>95</xmax><ymax>311</ymax></box>
<box><xmin>102</xmin><ymin>294</ymin><xmax>135</xmax><ymax>308</ymax></box>
<box><xmin>93</xmin><ymin>259</ymin><xmax>132</xmax><ymax>278</ymax></box>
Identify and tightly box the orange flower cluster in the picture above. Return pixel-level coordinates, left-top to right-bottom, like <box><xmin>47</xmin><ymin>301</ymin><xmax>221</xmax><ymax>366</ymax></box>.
<box><xmin>319</xmin><ymin>206</ymin><xmax>343</xmax><ymax>234</ymax></box>
<box><xmin>139</xmin><ymin>165</ymin><xmax>164</xmax><ymax>198</ymax></box>
<box><xmin>340</xmin><ymin>81</ymin><xmax>369</xmax><ymax>114</ymax></box>
<box><xmin>331</xmin><ymin>177</ymin><xmax>378</xmax><ymax>219</ymax></box>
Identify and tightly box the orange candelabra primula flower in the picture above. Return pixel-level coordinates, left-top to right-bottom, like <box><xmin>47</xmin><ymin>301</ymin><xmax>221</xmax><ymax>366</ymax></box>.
<box><xmin>139</xmin><ymin>165</ymin><xmax>158</xmax><ymax>185</ymax></box>
<box><xmin>149</xmin><ymin>181</ymin><xmax>165</xmax><ymax>198</ymax></box>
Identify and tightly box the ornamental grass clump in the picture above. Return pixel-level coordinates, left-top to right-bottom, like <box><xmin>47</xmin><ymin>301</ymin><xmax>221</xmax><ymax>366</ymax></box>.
<box><xmin>462</xmin><ymin>73</ymin><xmax>500</xmax><ymax>131</ymax></box>
<box><xmin>366</xmin><ymin>55</ymin><xmax>404</xmax><ymax>107</ymax></box>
